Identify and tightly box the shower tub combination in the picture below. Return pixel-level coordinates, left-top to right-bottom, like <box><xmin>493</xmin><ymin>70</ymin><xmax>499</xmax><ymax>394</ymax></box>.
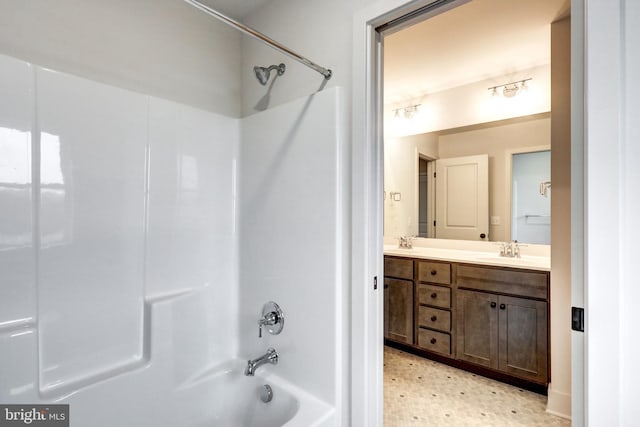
<box><xmin>5</xmin><ymin>287</ymin><xmax>338</xmax><ymax>427</ymax></box>
<box><xmin>0</xmin><ymin>0</ymin><xmax>339</xmax><ymax>427</ymax></box>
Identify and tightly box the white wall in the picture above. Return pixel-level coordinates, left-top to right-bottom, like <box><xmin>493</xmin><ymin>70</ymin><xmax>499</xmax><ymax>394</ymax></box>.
<box><xmin>0</xmin><ymin>0</ymin><xmax>242</xmax><ymax>117</ymax></box>
<box><xmin>0</xmin><ymin>53</ymin><xmax>239</xmax><ymax>425</ymax></box>
<box><xmin>241</xmin><ymin>0</ymin><xmax>374</xmax><ymax>116</ymax></box>
<box><xmin>621</xmin><ymin>1</ymin><xmax>640</xmax><ymax>422</ymax></box>
<box><xmin>239</xmin><ymin>88</ymin><xmax>344</xmax><ymax>421</ymax></box>
<box><xmin>385</xmin><ymin>64</ymin><xmax>551</xmax><ymax>138</ymax></box>
<box><xmin>585</xmin><ymin>0</ymin><xmax>640</xmax><ymax>424</ymax></box>
<box><xmin>384</xmin><ymin>132</ymin><xmax>438</xmax><ymax>238</ymax></box>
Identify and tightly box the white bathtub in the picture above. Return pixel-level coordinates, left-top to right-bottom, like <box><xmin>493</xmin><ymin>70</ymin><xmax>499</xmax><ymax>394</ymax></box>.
<box><xmin>184</xmin><ymin>360</ymin><xmax>335</xmax><ymax>427</ymax></box>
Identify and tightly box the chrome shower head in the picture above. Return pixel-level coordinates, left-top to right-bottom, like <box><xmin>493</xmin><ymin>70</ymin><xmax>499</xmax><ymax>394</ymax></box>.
<box><xmin>253</xmin><ymin>63</ymin><xmax>286</xmax><ymax>85</ymax></box>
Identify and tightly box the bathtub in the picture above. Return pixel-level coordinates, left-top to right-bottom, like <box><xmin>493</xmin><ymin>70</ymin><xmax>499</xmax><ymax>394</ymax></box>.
<box><xmin>184</xmin><ymin>360</ymin><xmax>335</xmax><ymax>427</ymax></box>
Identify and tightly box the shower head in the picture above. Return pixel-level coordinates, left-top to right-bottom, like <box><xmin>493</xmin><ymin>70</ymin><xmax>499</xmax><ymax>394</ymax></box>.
<box><xmin>253</xmin><ymin>63</ymin><xmax>286</xmax><ymax>85</ymax></box>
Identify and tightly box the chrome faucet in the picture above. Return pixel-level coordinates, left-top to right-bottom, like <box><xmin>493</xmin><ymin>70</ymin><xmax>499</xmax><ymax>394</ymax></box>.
<box><xmin>398</xmin><ymin>236</ymin><xmax>413</xmax><ymax>249</ymax></box>
<box><xmin>245</xmin><ymin>348</ymin><xmax>278</xmax><ymax>376</ymax></box>
<box><xmin>258</xmin><ymin>301</ymin><xmax>284</xmax><ymax>338</ymax></box>
<box><xmin>499</xmin><ymin>240</ymin><xmax>521</xmax><ymax>258</ymax></box>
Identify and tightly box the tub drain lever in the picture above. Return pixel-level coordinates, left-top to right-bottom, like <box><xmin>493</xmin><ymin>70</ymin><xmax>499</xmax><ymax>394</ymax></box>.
<box><xmin>258</xmin><ymin>301</ymin><xmax>284</xmax><ymax>338</ymax></box>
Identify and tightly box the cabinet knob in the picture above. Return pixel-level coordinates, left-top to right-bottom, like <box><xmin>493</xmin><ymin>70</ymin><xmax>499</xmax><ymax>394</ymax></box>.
<box><xmin>430</xmin><ymin>315</ymin><xmax>437</xmax><ymax>322</ymax></box>
<box><xmin>430</xmin><ymin>292</ymin><xmax>437</xmax><ymax>299</ymax></box>
<box><xmin>490</xmin><ymin>302</ymin><xmax>497</xmax><ymax>308</ymax></box>
<box><xmin>500</xmin><ymin>303</ymin><xmax>506</xmax><ymax>310</ymax></box>
<box><xmin>430</xmin><ymin>270</ymin><xmax>437</xmax><ymax>276</ymax></box>
<box><xmin>430</xmin><ymin>338</ymin><xmax>437</xmax><ymax>344</ymax></box>
<box><xmin>384</xmin><ymin>284</ymin><xmax>389</xmax><ymax>289</ymax></box>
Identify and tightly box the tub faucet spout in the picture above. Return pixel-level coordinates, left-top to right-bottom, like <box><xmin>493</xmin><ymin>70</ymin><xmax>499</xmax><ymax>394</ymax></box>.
<box><xmin>245</xmin><ymin>348</ymin><xmax>278</xmax><ymax>376</ymax></box>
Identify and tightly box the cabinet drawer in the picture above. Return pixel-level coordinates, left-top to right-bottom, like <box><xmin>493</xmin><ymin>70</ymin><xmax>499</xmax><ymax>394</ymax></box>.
<box><xmin>418</xmin><ymin>306</ymin><xmax>451</xmax><ymax>332</ymax></box>
<box><xmin>417</xmin><ymin>261</ymin><xmax>451</xmax><ymax>285</ymax></box>
<box><xmin>417</xmin><ymin>284</ymin><xmax>451</xmax><ymax>309</ymax></box>
<box><xmin>417</xmin><ymin>328</ymin><xmax>451</xmax><ymax>356</ymax></box>
<box><xmin>457</xmin><ymin>265</ymin><xmax>548</xmax><ymax>300</ymax></box>
<box><xmin>384</xmin><ymin>257</ymin><xmax>414</xmax><ymax>280</ymax></box>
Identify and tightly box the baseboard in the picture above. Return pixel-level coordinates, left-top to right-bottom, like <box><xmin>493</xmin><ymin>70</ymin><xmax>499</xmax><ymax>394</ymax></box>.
<box><xmin>546</xmin><ymin>385</ymin><xmax>572</xmax><ymax>420</ymax></box>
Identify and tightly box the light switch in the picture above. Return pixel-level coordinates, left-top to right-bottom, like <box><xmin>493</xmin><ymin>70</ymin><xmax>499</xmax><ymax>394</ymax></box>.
<box><xmin>491</xmin><ymin>216</ymin><xmax>501</xmax><ymax>225</ymax></box>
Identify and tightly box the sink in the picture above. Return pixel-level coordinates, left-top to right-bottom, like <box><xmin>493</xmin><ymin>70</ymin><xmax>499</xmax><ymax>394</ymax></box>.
<box><xmin>383</xmin><ymin>244</ymin><xmax>550</xmax><ymax>271</ymax></box>
<box><xmin>472</xmin><ymin>255</ymin><xmax>550</xmax><ymax>269</ymax></box>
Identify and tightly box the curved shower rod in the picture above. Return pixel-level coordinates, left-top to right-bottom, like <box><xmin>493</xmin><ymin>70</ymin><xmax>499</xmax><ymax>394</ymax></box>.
<box><xmin>184</xmin><ymin>0</ymin><xmax>333</xmax><ymax>80</ymax></box>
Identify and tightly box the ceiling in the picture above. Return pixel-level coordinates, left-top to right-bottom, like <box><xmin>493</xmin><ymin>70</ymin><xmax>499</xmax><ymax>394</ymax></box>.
<box><xmin>384</xmin><ymin>0</ymin><xmax>569</xmax><ymax>106</ymax></box>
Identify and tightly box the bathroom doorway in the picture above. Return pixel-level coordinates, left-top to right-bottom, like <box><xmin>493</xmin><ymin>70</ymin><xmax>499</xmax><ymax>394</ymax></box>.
<box><xmin>417</xmin><ymin>157</ymin><xmax>430</xmax><ymax>237</ymax></box>
<box><xmin>378</xmin><ymin>0</ymin><xmax>571</xmax><ymax>424</ymax></box>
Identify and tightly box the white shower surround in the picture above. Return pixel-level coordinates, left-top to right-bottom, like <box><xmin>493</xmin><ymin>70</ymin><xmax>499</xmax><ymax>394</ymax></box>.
<box><xmin>0</xmin><ymin>53</ymin><xmax>341</xmax><ymax>426</ymax></box>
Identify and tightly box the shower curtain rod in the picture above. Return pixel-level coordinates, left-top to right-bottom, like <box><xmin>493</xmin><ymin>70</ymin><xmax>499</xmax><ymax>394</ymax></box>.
<box><xmin>184</xmin><ymin>0</ymin><xmax>333</xmax><ymax>80</ymax></box>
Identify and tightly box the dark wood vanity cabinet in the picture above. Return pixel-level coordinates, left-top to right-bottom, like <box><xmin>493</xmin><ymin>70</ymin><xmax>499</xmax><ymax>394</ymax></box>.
<box><xmin>383</xmin><ymin>254</ymin><xmax>550</xmax><ymax>388</ymax></box>
<box><xmin>456</xmin><ymin>265</ymin><xmax>549</xmax><ymax>385</ymax></box>
<box><xmin>383</xmin><ymin>257</ymin><xmax>414</xmax><ymax>344</ymax></box>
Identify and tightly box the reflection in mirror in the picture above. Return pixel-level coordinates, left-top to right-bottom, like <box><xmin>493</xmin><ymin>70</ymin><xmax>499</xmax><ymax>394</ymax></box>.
<box><xmin>384</xmin><ymin>114</ymin><xmax>551</xmax><ymax>244</ymax></box>
<box><xmin>511</xmin><ymin>150</ymin><xmax>550</xmax><ymax>244</ymax></box>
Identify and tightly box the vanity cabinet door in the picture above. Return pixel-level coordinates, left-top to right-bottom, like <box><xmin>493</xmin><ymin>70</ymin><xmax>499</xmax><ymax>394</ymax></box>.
<box><xmin>384</xmin><ymin>277</ymin><xmax>413</xmax><ymax>344</ymax></box>
<box><xmin>457</xmin><ymin>289</ymin><xmax>549</xmax><ymax>384</ymax></box>
<box><xmin>456</xmin><ymin>289</ymin><xmax>498</xmax><ymax>369</ymax></box>
<box><xmin>498</xmin><ymin>295</ymin><xmax>548</xmax><ymax>384</ymax></box>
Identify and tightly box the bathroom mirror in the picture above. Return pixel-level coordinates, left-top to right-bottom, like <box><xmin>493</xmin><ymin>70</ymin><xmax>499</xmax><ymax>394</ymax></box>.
<box><xmin>384</xmin><ymin>114</ymin><xmax>551</xmax><ymax>244</ymax></box>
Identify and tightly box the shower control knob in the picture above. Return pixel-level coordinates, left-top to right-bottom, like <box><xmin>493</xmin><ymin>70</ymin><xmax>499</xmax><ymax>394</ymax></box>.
<box><xmin>258</xmin><ymin>301</ymin><xmax>284</xmax><ymax>338</ymax></box>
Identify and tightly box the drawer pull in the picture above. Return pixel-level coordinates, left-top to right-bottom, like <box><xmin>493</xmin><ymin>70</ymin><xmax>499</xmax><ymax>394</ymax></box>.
<box><xmin>384</xmin><ymin>284</ymin><xmax>389</xmax><ymax>289</ymax></box>
<box><xmin>430</xmin><ymin>270</ymin><xmax>437</xmax><ymax>276</ymax></box>
<box><xmin>500</xmin><ymin>303</ymin><xmax>506</xmax><ymax>310</ymax></box>
<box><xmin>430</xmin><ymin>315</ymin><xmax>437</xmax><ymax>322</ymax></box>
<box><xmin>430</xmin><ymin>293</ymin><xmax>437</xmax><ymax>299</ymax></box>
<box><xmin>430</xmin><ymin>338</ymin><xmax>437</xmax><ymax>344</ymax></box>
<box><xmin>490</xmin><ymin>302</ymin><xmax>497</xmax><ymax>308</ymax></box>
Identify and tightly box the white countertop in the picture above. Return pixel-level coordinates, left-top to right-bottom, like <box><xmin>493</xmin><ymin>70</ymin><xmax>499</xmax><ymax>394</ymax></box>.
<box><xmin>384</xmin><ymin>244</ymin><xmax>550</xmax><ymax>272</ymax></box>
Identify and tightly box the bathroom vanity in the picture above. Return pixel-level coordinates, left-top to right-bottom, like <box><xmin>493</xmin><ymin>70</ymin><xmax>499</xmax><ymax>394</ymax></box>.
<box><xmin>384</xmin><ymin>243</ymin><xmax>550</xmax><ymax>390</ymax></box>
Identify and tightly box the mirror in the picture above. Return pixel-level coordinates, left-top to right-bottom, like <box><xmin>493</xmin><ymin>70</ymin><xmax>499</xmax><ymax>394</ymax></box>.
<box><xmin>384</xmin><ymin>114</ymin><xmax>551</xmax><ymax>243</ymax></box>
<box><xmin>382</xmin><ymin>0</ymin><xmax>563</xmax><ymax>245</ymax></box>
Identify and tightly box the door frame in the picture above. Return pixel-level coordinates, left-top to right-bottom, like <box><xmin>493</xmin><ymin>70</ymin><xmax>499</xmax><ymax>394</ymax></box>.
<box><xmin>351</xmin><ymin>1</ymin><xmax>478</xmax><ymax>425</ymax></box>
<box><xmin>350</xmin><ymin>0</ymin><xmax>607</xmax><ymax>425</ymax></box>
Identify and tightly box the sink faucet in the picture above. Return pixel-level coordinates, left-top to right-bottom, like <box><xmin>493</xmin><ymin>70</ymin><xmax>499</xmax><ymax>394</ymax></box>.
<box><xmin>499</xmin><ymin>241</ymin><xmax>521</xmax><ymax>258</ymax></box>
<box><xmin>398</xmin><ymin>236</ymin><xmax>413</xmax><ymax>249</ymax></box>
<box><xmin>245</xmin><ymin>348</ymin><xmax>278</xmax><ymax>376</ymax></box>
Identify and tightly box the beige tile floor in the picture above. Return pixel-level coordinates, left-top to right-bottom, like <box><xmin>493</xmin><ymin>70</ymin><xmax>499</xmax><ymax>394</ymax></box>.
<box><xmin>384</xmin><ymin>346</ymin><xmax>571</xmax><ymax>426</ymax></box>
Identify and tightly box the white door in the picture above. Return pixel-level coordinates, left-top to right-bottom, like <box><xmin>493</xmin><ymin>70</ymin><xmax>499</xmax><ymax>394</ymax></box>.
<box><xmin>435</xmin><ymin>154</ymin><xmax>489</xmax><ymax>240</ymax></box>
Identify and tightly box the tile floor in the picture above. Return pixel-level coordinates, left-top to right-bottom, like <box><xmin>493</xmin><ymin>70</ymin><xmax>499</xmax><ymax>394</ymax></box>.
<box><xmin>384</xmin><ymin>346</ymin><xmax>571</xmax><ymax>426</ymax></box>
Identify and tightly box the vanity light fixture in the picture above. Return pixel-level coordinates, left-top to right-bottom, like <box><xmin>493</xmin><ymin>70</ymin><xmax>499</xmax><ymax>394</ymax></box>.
<box><xmin>392</xmin><ymin>104</ymin><xmax>421</xmax><ymax>119</ymax></box>
<box><xmin>488</xmin><ymin>78</ymin><xmax>532</xmax><ymax>98</ymax></box>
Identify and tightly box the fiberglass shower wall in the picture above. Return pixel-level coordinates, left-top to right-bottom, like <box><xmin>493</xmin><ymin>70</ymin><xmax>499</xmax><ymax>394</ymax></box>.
<box><xmin>0</xmin><ymin>52</ymin><xmax>240</xmax><ymax>425</ymax></box>
<box><xmin>238</xmin><ymin>88</ymin><xmax>345</xmax><ymax>417</ymax></box>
